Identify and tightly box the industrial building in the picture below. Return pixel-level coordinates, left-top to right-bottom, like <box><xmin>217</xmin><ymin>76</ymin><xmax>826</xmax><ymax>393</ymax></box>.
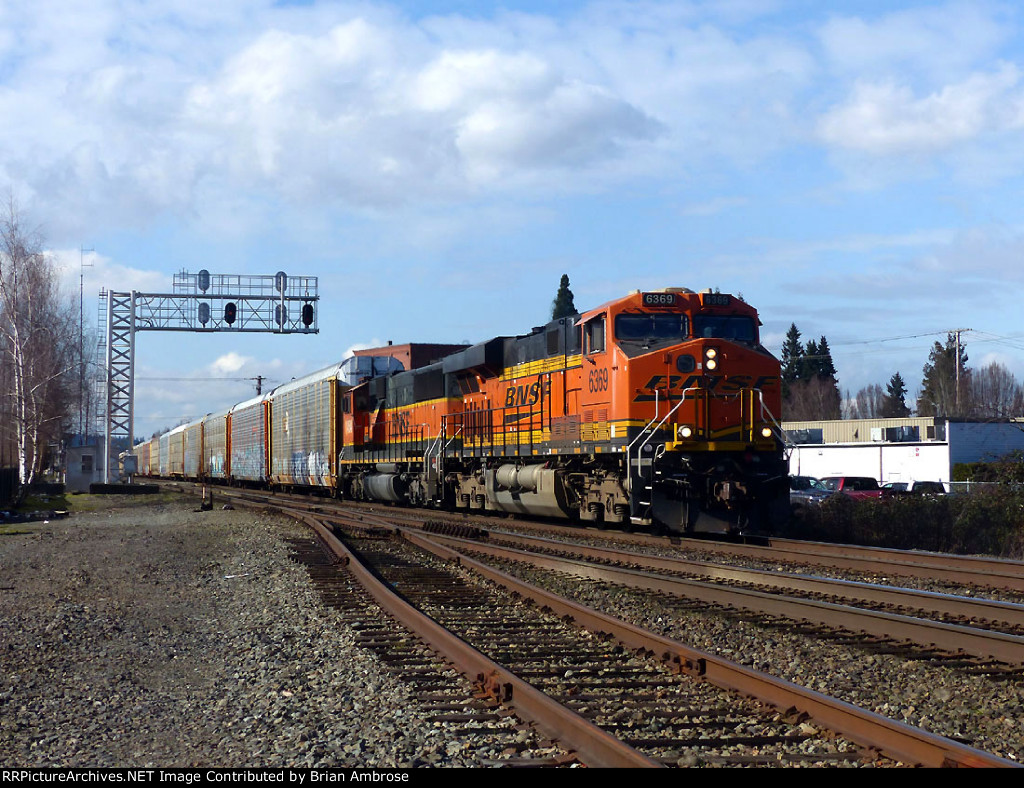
<box><xmin>782</xmin><ymin>416</ymin><xmax>1024</xmax><ymax>486</ymax></box>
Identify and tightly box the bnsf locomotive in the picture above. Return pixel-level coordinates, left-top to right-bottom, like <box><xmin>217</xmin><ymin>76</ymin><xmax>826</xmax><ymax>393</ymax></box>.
<box><xmin>137</xmin><ymin>288</ymin><xmax>789</xmax><ymax>534</ymax></box>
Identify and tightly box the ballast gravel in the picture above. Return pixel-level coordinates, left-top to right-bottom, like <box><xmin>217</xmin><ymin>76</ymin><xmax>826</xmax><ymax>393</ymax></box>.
<box><xmin>0</xmin><ymin>497</ymin><xmax>483</xmax><ymax>768</ymax></box>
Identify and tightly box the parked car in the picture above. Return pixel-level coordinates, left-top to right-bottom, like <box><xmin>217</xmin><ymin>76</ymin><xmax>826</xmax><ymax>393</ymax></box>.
<box><xmin>881</xmin><ymin>480</ymin><xmax>947</xmax><ymax>497</ymax></box>
<box><xmin>789</xmin><ymin>475</ymin><xmax>832</xmax><ymax>516</ymax></box>
<box><xmin>819</xmin><ymin>476</ymin><xmax>882</xmax><ymax>500</ymax></box>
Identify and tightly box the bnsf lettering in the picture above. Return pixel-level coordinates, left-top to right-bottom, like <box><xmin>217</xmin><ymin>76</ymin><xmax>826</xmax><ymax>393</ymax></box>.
<box><xmin>632</xmin><ymin>374</ymin><xmax>778</xmax><ymax>401</ymax></box>
<box><xmin>504</xmin><ymin>381</ymin><xmax>544</xmax><ymax>408</ymax></box>
<box><xmin>588</xmin><ymin>368</ymin><xmax>609</xmax><ymax>393</ymax></box>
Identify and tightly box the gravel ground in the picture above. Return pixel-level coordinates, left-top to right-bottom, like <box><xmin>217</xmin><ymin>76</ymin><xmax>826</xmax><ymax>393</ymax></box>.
<box><xmin>5</xmin><ymin>495</ymin><xmax>1022</xmax><ymax>768</ymax></box>
<box><xmin>0</xmin><ymin>496</ymin><xmax>485</xmax><ymax>768</ymax></box>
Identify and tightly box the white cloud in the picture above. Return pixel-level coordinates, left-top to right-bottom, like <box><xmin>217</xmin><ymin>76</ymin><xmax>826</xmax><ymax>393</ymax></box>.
<box><xmin>183</xmin><ymin>19</ymin><xmax>662</xmax><ymax>203</ymax></box>
<box><xmin>208</xmin><ymin>352</ymin><xmax>251</xmax><ymax>375</ymax></box>
<box><xmin>51</xmin><ymin>249</ymin><xmax>167</xmax><ymax>299</ymax></box>
<box><xmin>0</xmin><ymin>1</ymin><xmax>820</xmax><ymax>239</ymax></box>
<box><xmin>818</xmin><ymin>65</ymin><xmax>1024</xmax><ymax>155</ymax></box>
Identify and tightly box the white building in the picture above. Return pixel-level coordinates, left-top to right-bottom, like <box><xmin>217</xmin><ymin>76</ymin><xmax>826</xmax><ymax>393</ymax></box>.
<box><xmin>782</xmin><ymin>417</ymin><xmax>1024</xmax><ymax>485</ymax></box>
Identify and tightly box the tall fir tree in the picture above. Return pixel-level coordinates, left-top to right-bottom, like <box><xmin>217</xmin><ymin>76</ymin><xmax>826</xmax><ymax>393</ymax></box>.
<box><xmin>881</xmin><ymin>372</ymin><xmax>912</xmax><ymax>417</ymax></box>
<box><xmin>801</xmin><ymin>339</ymin><xmax>819</xmax><ymax>380</ymax></box>
<box><xmin>816</xmin><ymin>336</ymin><xmax>837</xmax><ymax>378</ymax></box>
<box><xmin>780</xmin><ymin>326</ymin><xmax>841</xmax><ymax>420</ymax></box>
<box><xmin>780</xmin><ymin>324</ymin><xmax>804</xmax><ymax>387</ymax></box>
<box><xmin>551</xmin><ymin>274</ymin><xmax>577</xmax><ymax>320</ymax></box>
<box><xmin>917</xmin><ymin>334</ymin><xmax>970</xmax><ymax>416</ymax></box>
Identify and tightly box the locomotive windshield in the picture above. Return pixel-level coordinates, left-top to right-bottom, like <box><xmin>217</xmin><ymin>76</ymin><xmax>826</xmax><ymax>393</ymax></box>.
<box><xmin>615</xmin><ymin>314</ymin><xmax>689</xmax><ymax>342</ymax></box>
<box><xmin>692</xmin><ymin>314</ymin><xmax>756</xmax><ymax>342</ymax></box>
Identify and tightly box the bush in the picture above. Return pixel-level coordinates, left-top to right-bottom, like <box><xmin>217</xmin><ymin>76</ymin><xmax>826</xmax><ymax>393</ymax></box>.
<box><xmin>783</xmin><ymin>491</ymin><xmax>1024</xmax><ymax>558</ymax></box>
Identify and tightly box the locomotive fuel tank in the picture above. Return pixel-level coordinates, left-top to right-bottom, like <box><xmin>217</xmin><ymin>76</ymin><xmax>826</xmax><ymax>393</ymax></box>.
<box><xmin>486</xmin><ymin>464</ymin><xmax>573</xmax><ymax>519</ymax></box>
<box><xmin>363</xmin><ymin>472</ymin><xmax>409</xmax><ymax>503</ymax></box>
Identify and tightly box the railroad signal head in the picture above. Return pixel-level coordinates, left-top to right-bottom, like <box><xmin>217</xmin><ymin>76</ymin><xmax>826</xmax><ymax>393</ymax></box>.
<box><xmin>301</xmin><ymin>303</ymin><xmax>314</xmax><ymax>328</ymax></box>
<box><xmin>224</xmin><ymin>302</ymin><xmax>237</xmax><ymax>325</ymax></box>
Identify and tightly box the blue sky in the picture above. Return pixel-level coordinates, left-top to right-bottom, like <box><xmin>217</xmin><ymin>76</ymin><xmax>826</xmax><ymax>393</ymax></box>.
<box><xmin>5</xmin><ymin>0</ymin><xmax>1024</xmax><ymax>436</ymax></box>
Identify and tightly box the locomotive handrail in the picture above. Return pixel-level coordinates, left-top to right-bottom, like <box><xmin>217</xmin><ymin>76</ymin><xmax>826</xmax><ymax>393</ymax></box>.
<box><xmin>755</xmin><ymin>390</ymin><xmax>793</xmax><ymax>448</ymax></box>
<box><xmin>423</xmin><ymin>425</ymin><xmax>447</xmax><ymax>482</ymax></box>
<box><xmin>443</xmin><ymin>423</ymin><xmax>463</xmax><ymax>451</ymax></box>
<box><xmin>445</xmin><ymin>401</ymin><xmax>543</xmax><ymax>458</ymax></box>
<box><xmin>625</xmin><ymin>391</ymin><xmax>691</xmax><ymax>494</ymax></box>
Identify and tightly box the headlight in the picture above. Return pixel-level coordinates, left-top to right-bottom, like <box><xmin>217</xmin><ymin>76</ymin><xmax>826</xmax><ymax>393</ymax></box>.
<box><xmin>679</xmin><ymin>425</ymin><xmax>693</xmax><ymax>439</ymax></box>
<box><xmin>761</xmin><ymin>426</ymin><xmax>773</xmax><ymax>438</ymax></box>
<box><xmin>676</xmin><ymin>354</ymin><xmax>696</xmax><ymax>373</ymax></box>
<box><xmin>705</xmin><ymin>358</ymin><xmax>717</xmax><ymax>371</ymax></box>
<box><xmin>704</xmin><ymin>347</ymin><xmax>719</xmax><ymax>371</ymax></box>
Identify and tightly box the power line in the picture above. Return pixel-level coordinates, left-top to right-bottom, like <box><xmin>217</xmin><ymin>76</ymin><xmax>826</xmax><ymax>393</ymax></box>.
<box><xmin>834</xmin><ymin>328</ymin><xmax>972</xmax><ymax>347</ymax></box>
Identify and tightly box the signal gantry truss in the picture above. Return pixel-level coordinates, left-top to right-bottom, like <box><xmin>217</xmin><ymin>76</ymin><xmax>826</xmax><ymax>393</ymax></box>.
<box><xmin>101</xmin><ymin>270</ymin><xmax>319</xmax><ymax>482</ymax></box>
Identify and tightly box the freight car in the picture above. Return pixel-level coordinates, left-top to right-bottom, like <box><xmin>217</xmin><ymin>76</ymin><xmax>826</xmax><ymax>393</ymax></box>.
<box><xmin>137</xmin><ymin>288</ymin><xmax>789</xmax><ymax>534</ymax></box>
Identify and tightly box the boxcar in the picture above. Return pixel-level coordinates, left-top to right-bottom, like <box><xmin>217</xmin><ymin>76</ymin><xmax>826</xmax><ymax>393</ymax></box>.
<box><xmin>136</xmin><ymin>439</ymin><xmax>151</xmax><ymax>476</ymax></box>
<box><xmin>165</xmin><ymin>424</ymin><xmax>187</xmax><ymax>478</ymax></box>
<box><xmin>204</xmin><ymin>409</ymin><xmax>230</xmax><ymax>480</ymax></box>
<box><xmin>230</xmin><ymin>394</ymin><xmax>269</xmax><ymax>484</ymax></box>
<box><xmin>184</xmin><ymin>417</ymin><xmax>205</xmax><ymax>479</ymax></box>
<box><xmin>268</xmin><ymin>363</ymin><xmax>347</xmax><ymax>490</ymax></box>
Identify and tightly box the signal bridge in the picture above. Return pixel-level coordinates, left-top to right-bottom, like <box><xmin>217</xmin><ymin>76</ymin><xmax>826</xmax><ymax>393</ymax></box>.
<box><xmin>100</xmin><ymin>270</ymin><xmax>319</xmax><ymax>482</ymax></box>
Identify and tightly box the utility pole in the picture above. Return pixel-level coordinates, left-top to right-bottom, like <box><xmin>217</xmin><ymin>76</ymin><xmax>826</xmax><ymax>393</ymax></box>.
<box><xmin>79</xmin><ymin>247</ymin><xmax>94</xmax><ymax>439</ymax></box>
<box><xmin>951</xmin><ymin>328</ymin><xmax>971</xmax><ymax>415</ymax></box>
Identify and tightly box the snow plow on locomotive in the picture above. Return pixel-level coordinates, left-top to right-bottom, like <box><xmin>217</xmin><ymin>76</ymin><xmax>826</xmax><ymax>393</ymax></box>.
<box><xmin>138</xmin><ymin>288</ymin><xmax>790</xmax><ymax>535</ymax></box>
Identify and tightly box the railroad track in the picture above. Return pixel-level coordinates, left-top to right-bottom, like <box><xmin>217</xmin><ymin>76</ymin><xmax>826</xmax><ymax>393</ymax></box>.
<box><xmin>203</xmin><ymin>484</ymin><xmax>1024</xmax><ymax>595</ymax></box>
<box><xmin>334</xmin><ymin>525</ymin><xmax>880</xmax><ymax>767</ymax></box>
<box><xmin>188</xmin><ymin>485</ymin><xmax>1024</xmax><ymax>665</ymax></box>
<box><xmin>175</xmin><ymin>484</ymin><xmax>1022</xmax><ymax>766</ymax></box>
<box><xmin>426</xmin><ymin>527</ymin><xmax>1024</xmax><ymax>671</ymax></box>
<box><xmin>283</xmin><ymin>532</ymin><xmax>577</xmax><ymax>766</ymax></box>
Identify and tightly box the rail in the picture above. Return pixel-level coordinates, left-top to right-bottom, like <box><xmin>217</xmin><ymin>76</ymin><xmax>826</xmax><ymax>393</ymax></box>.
<box><xmin>293</xmin><ymin>511</ymin><xmax>662</xmax><ymax>768</ymax></box>
<box><xmin>404</xmin><ymin>527</ymin><xmax>1018</xmax><ymax>768</ymax></box>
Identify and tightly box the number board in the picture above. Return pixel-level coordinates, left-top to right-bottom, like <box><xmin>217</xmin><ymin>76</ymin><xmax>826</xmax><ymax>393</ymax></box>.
<box><xmin>703</xmin><ymin>293</ymin><xmax>731</xmax><ymax>306</ymax></box>
<box><xmin>641</xmin><ymin>292</ymin><xmax>678</xmax><ymax>307</ymax></box>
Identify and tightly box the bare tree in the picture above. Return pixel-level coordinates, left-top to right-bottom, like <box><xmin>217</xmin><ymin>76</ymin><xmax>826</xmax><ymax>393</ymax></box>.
<box><xmin>0</xmin><ymin>196</ymin><xmax>78</xmax><ymax>486</ymax></box>
<box><xmin>970</xmin><ymin>361</ymin><xmax>1024</xmax><ymax>419</ymax></box>
<box><xmin>847</xmin><ymin>383</ymin><xmax>886</xmax><ymax>420</ymax></box>
<box><xmin>784</xmin><ymin>376</ymin><xmax>842</xmax><ymax>421</ymax></box>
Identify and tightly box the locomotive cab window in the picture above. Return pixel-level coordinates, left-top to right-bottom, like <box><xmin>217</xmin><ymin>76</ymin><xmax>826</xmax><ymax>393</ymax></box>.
<box><xmin>583</xmin><ymin>316</ymin><xmax>606</xmax><ymax>354</ymax></box>
<box><xmin>615</xmin><ymin>314</ymin><xmax>689</xmax><ymax>342</ymax></box>
<box><xmin>692</xmin><ymin>314</ymin><xmax>756</xmax><ymax>342</ymax></box>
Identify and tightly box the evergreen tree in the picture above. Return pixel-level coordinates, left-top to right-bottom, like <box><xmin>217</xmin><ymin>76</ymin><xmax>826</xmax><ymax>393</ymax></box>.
<box><xmin>780</xmin><ymin>324</ymin><xmax>804</xmax><ymax>386</ymax></box>
<box><xmin>881</xmin><ymin>372</ymin><xmax>911</xmax><ymax>417</ymax></box>
<box><xmin>801</xmin><ymin>339</ymin><xmax>819</xmax><ymax>380</ymax></box>
<box><xmin>551</xmin><ymin>274</ymin><xmax>577</xmax><ymax>320</ymax></box>
<box><xmin>918</xmin><ymin>334</ymin><xmax>970</xmax><ymax>417</ymax></box>
<box><xmin>816</xmin><ymin>336</ymin><xmax>837</xmax><ymax>378</ymax></box>
<box><xmin>781</xmin><ymin>327</ymin><xmax>841</xmax><ymax>420</ymax></box>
